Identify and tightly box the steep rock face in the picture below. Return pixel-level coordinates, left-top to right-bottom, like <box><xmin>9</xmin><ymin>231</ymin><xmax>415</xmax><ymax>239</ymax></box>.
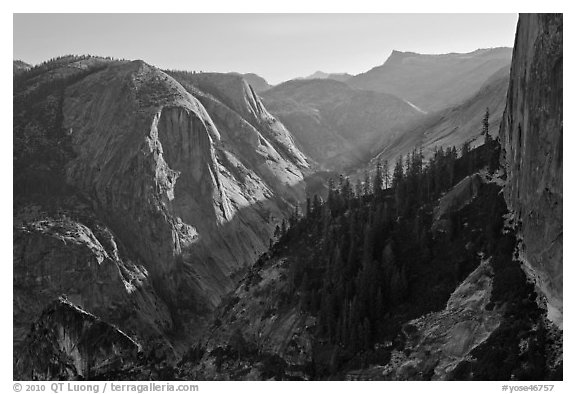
<box><xmin>60</xmin><ymin>61</ymin><xmax>308</xmax><ymax>316</ymax></box>
<box><xmin>13</xmin><ymin>56</ymin><xmax>310</xmax><ymax>373</ymax></box>
<box><xmin>15</xmin><ymin>298</ymin><xmax>141</xmax><ymax>380</ymax></box>
<box><xmin>62</xmin><ymin>61</ymin><xmax>227</xmax><ymax>313</ymax></box>
<box><xmin>499</xmin><ymin>14</ymin><xmax>563</xmax><ymax>327</ymax></box>
<box><xmin>13</xmin><ymin>205</ymin><xmax>173</xmax><ymax>366</ymax></box>
<box><xmin>168</xmin><ymin>72</ymin><xmax>309</xmax><ymax>185</ymax></box>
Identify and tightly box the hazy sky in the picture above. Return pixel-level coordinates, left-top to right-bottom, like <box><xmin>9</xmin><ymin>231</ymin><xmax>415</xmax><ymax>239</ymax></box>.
<box><xmin>13</xmin><ymin>14</ymin><xmax>518</xmax><ymax>84</ymax></box>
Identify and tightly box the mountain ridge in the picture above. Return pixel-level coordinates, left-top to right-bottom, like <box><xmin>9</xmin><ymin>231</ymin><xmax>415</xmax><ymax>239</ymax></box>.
<box><xmin>262</xmin><ymin>78</ymin><xmax>423</xmax><ymax>170</ymax></box>
<box><xmin>349</xmin><ymin>47</ymin><xmax>513</xmax><ymax>112</ymax></box>
<box><xmin>302</xmin><ymin>71</ymin><xmax>353</xmax><ymax>82</ymax></box>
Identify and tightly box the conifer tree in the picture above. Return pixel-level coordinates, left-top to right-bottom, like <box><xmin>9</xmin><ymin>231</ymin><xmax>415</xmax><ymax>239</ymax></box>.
<box><xmin>483</xmin><ymin>107</ymin><xmax>492</xmax><ymax>143</ymax></box>
<box><xmin>373</xmin><ymin>159</ymin><xmax>383</xmax><ymax>196</ymax></box>
<box><xmin>383</xmin><ymin>160</ymin><xmax>390</xmax><ymax>189</ymax></box>
<box><xmin>392</xmin><ymin>155</ymin><xmax>404</xmax><ymax>188</ymax></box>
<box><xmin>363</xmin><ymin>170</ymin><xmax>371</xmax><ymax>196</ymax></box>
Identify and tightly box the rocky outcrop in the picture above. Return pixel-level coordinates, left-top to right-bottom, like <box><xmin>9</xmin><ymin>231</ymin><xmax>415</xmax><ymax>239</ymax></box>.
<box><xmin>61</xmin><ymin>61</ymin><xmax>308</xmax><ymax>315</ymax></box>
<box><xmin>499</xmin><ymin>14</ymin><xmax>563</xmax><ymax>328</ymax></box>
<box><xmin>381</xmin><ymin>260</ymin><xmax>501</xmax><ymax>380</ymax></box>
<box><xmin>15</xmin><ymin>298</ymin><xmax>141</xmax><ymax>380</ymax></box>
<box><xmin>169</xmin><ymin>72</ymin><xmax>309</xmax><ymax>185</ymax></box>
<box><xmin>13</xmin><ymin>209</ymin><xmax>173</xmax><ymax>357</ymax></box>
<box><xmin>433</xmin><ymin>174</ymin><xmax>484</xmax><ymax>233</ymax></box>
<box><xmin>13</xmin><ymin>57</ymin><xmax>310</xmax><ymax>374</ymax></box>
<box><xmin>185</xmin><ymin>256</ymin><xmax>313</xmax><ymax>380</ymax></box>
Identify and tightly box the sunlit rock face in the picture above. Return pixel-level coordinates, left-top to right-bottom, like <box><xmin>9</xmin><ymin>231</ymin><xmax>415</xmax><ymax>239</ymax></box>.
<box><xmin>379</xmin><ymin>259</ymin><xmax>501</xmax><ymax>381</ymax></box>
<box><xmin>499</xmin><ymin>14</ymin><xmax>563</xmax><ymax>328</ymax></box>
<box><xmin>62</xmin><ymin>62</ymin><xmax>308</xmax><ymax>315</ymax></box>
<box><xmin>13</xmin><ymin>57</ymin><xmax>310</xmax><ymax>370</ymax></box>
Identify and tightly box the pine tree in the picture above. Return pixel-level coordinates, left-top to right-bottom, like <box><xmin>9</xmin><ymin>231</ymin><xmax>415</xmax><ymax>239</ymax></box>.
<box><xmin>383</xmin><ymin>160</ymin><xmax>390</xmax><ymax>189</ymax></box>
<box><xmin>461</xmin><ymin>141</ymin><xmax>471</xmax><ymax>157</ymax></box>
<box><xmin>363</xmin><ymin>170</ymin><xmax>371</xmax><ymax>196</ymax></box>
<box><xmin>312</xmin><ymin>195</ymin><xmax>322</xmax><ymax>216</ymax></box>
<box><xmin>373</xmin><ymin>159</ymin><xmax>383</xmax><ymax>196</ymax></box>
<box><xmin>392</xmin><ymin>155</ymin><xmax>404</xmax><ymax>188</ymax></box>
<box><xmin>341</xmin><ymin>177</ymin><xmax>353</xmax><ymax>205</ymax></box>
<box><xmin>483</xmin><ymin>107</ymin><xmax>492</xmax><ymax>143</ymax></box>
<box><xmin>354</xmin><ymin>179</ymin><xmax>363</xmax><ymax>201</ymax></box>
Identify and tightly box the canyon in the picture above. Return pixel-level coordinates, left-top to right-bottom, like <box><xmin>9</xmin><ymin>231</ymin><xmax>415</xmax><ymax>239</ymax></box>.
<box><xmin>13</xmin><ymin>13</ymin><xmax>562</xmax><ymax>381</ymax></box>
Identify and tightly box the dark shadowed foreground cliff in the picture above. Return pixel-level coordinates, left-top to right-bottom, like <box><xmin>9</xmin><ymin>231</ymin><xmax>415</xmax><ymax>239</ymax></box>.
<box><xmin>499</xmin><ymin>14</ymin><xmax>563</xmax><ymax>328</ymax></box>
<box><xmin>16</xmin><ymin>298</ymin><xmax>141</xmax><ymax>380</ymax></box>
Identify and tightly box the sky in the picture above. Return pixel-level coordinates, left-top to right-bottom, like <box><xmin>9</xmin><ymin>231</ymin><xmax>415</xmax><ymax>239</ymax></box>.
<box><xmin>13</xmin><ymin>14</ymin><xmax>518</xmax><ymax>85</ymax></box>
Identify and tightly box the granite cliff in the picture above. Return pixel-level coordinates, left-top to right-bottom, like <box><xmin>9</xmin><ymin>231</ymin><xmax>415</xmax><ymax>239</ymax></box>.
<box><xmin>499</xmin><ymin>14</ymin><xmax>563</xmax><ymax>328</ymax></box>
<box><xmin>13</xmin><ymin>56</ymin><xmax>309</xmax><ymax>374</ymax></box>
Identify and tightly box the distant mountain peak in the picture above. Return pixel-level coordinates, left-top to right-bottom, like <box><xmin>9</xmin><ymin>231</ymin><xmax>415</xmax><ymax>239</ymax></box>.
<box><xmin>384</xmin><ymin>47</ymin><xmax>513</xmax><ymax>64</ymax></box>
<box><xmin>350</xmin><ymin>47</ymin><xmax>513</xmax><ymax>112</ymax></box>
